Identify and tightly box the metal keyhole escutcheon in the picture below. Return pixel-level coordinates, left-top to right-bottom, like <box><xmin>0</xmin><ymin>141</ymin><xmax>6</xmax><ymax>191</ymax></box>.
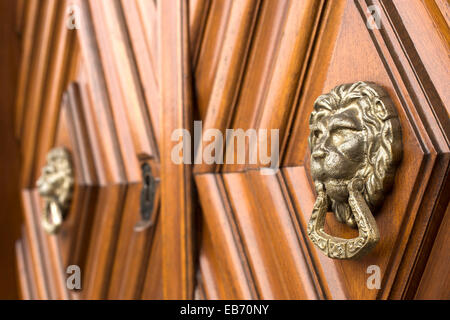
<box><xmin>134</xmin><ymin>162</ymin><xmax>159</xmax><ymax>232</ymax></box>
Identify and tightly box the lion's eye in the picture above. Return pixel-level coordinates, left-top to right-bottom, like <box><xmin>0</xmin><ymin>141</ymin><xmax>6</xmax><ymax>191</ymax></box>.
<box><xmin>330</xmin><ymin>128</ymin><xmax>360</xmax><ymax>145</ymax></box>
<box><xmin>314</xmin><ymin>129</ymin><xmax>322</xmax><ymax>139</ymax></box>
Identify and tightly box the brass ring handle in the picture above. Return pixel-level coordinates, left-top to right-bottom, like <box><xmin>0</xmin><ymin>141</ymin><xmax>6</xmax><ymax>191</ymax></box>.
<box><xmin>41</xmin><ymin>201</ymin><xmax>64</xmax><ymax>234</ymax></box>
<box><xmin>307</xmin><ymin>180</ymin><xmax>379</xmax><ymax>260</ymax></box>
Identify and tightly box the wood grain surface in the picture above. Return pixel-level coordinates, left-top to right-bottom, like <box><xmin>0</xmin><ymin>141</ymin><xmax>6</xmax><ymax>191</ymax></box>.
<box><xmin>0</xmin><ymin>0</ymin><xmax>22</xmax><ymax>299</ymax></box>
<box><xmin>160</xmin><ymin>0</ymin><xmax>195</xmax><ymax>299</ymax></box>
<box><xmin>9</xmin><ymin>0</ymin><xmax>449</xmax><ymax>300</ymax></box>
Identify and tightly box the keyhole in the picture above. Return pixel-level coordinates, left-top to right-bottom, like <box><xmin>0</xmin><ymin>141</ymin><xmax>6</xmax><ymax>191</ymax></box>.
<box><xmin>135</xmin><ymin>161</ymin><xmax>156</xmax><ymax>232</ymax></box>
<box><xmin>144</xmin><ymin>174</ymin><xmax>151</xmax><ymax>202</ymax></box>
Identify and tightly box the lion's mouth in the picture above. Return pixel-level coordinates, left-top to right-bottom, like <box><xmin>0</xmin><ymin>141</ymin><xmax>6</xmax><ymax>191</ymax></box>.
<box><xmin>323</xmin><ymin>179</ymin><xmax>351</xmax><ymax>203</ymax></box>
<box><xmin>324</xmin><ymin>179</ymin><xmax>350</xmax><ymax>188</ymax></box>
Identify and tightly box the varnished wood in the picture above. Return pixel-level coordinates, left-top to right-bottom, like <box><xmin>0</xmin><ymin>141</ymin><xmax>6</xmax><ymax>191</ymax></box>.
<box><xmin>189</xmin><ymin>0</ymin><xmax>211</xmax><ymax>64</ymax></box>
<box><xmin>15</xmin><ymin>239</ymin><xmax>31</xmax><ymax>300</ymax></box>
<box><xmin>281</xmin><ymin>0</ymin><xmax>449</xmax><ymax>299</ymax></box>
<box><xmin>0</xmin><ymin>0</ymin><xmax>22</xmax><ymax>299</ymax></box>
<box><xmin>120</xmin><ymin>0</ymin><xmax>161</xmax><ymax>150</ymax></box>
<box><xmin>20</xmin><ymin>0</ymin><xmax>61</xmax><ymax>187</ymax></box>
<box><xmin>140</xmin><ymin>214</ymin><xmax>164</xmax><ymax>299</ymax></box>
<box><xmin>193</xmin><ymin>0</ymin><xmax>233</xmax><ymax>119</ymax></box>
<box><xmin>33</xmin><ymin>10</ymin><xmax>78</xmax><ymax>188</ymax></box>
<box><xmin>415</xmin><ymin>203</ymin><xmax>450</xmax><ymax>299</ymax></box>
<box><xmin>15</xmin><ymin>0</ymin><xmax>40</xmax><ymax>139</ymax></box>
<box><xmin>223</xmin><ymin>0</ymin><xmax>324</xmax><ymax>172</ymax></box>
<box><xmin>194</xmin><ymin>0</ymin><xmax>261</xmax><ymax>173</ymax></box>
<box><xmin>16</xmin><ymin>227</ymin><xmax>38</xmax><ymax>299</ymax></box>
<box><xmin>195</xmin><ymin>173</ymin><xmax>256</xmax><ymax>299</ymax></box>
<box><xmin>9</xmin><ymin>0</ymin><xmax>449</xmax><ymax>300</ymax></box>
<box><xmin>76</xmin><ymin>0</ymin><xmax>135</xmax><ymax>183</ymax></box>
<box><xmin>193</xmin><ymin>0</ymin><xmax>449</xmax><ymax>300</ymax></box>
<box><xmin>160</xmin><ymin>0</ymin><xmax>195</xmax><ymax>299</ymax></box>
<box><xmin>90</xmin><ymin>0</ymin><xmax>157</xmax><ymax>160</ymax></box>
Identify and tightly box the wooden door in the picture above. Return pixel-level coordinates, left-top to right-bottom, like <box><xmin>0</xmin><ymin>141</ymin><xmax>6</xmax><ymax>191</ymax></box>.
<box><xmin>191</xmin><ymin>0</ymin><xmax>449</xmax><ymax>300</ymax></box>
<box><xmin>13</xmin><ymin>0</ymin><xmax>449</xmax><ymax>300</ymax></box>
<box><xmin>14</xmin><ymin>0</ymin><xmax>164</xmax><ymax>299</ymax></box>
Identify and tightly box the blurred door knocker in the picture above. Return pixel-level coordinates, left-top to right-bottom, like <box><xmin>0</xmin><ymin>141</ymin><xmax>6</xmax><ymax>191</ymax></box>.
<box><xmin>37</xmin><ymin>147</ymin><xmax>74</xmax><ymax>234</ymax></box>
<box><xmin>307</xmin><ymin>81</ymin><xmax>402</xmax><ymax>259</ymax></box>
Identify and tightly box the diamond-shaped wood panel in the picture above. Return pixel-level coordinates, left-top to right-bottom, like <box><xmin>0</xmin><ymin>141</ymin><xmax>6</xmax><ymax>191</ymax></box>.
<box><xmin>194</xmin><ymin>0</ymin><xmax>449</xmax><ymax>300</ymax></box>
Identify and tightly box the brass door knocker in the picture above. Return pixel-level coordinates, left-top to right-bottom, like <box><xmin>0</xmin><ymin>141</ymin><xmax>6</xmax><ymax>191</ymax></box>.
<box><xmin>37</xmin><ymin>148</ymin><xmax>74</xmax><ymax>234</ymax></box>
<box><xmin>307</xmin><ymin>81</ymin><xmax>402</xmax><ymax>259</ymax></box>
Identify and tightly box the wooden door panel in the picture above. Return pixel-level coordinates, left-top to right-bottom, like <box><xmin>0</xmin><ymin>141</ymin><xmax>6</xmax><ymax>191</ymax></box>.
<box><xmin>387</xmin><ymin>0</ymin><xmax>449</xmax><ymax>112</ymax></box>
<box><xmin>193</xmin><ymin>0</ymin><xmax>233</xmax><ymax>120</ymax></box>
<box><xmin>31</xmin><ymin>190</ymin><xmax>71</xmax><ymax>300</ymax></box>
<box><xmin>286</xmin><ymin>0</ymin><xmax>431</xmax><ymax>299</ymax></box>
<box><xmin>55</xmin><ymin>78</ymin><xmax>126</xmax><ymax>300</ymax></box>
<box><xmin>192</xmin><ymin>0</ymin><xmax>329</xmax><ymax>299</ymax></box>
<box><xmin>76</xmin><ymin>0</ymin><xmax>140</xmax><ymax>183</ymax></box>
<box><xmin>281</xmin><ymin>0</ymin><xmax>449</xmax><ymax>299</ymax></box>
<box><xmin>189</xmin><ymin>0</ymin><xmax>211</xmax><ymax>65</ymax></box>
<box><xmin>15</xmin><ymin>0</ymin><xmax>165</xmax><ymax>300</ymax></box>
<box><xmin>223</xmin><ymin>172</ymin><xmax>318</xmax><ymax>299</ymax></box>
<box><xmin>16</xmin><ymin>80</ymin><xmax>103</xmax><ymax>300</ymax></box>
<box><xmin>16</xmin><ymin>0</ymin><xmax>78</xmax><ymax>188</ymax></box>
<box><xmin>13</xmin><ymin>0</ymin><xmax>448</xmax><ymax>300</ymax></box>
<box><xmin>53</xmin><ymin>90</ymin><xmax>98</xmax><ymax>272</ymax></box>
<box><xmin>75</xmin><ymin>1</ymin><xmax>166</xmax><ymax>299</ymax></box>
<box><xmin>76</xmin><ymin>68</ymin><xmax>123</xmax><ymax>185</ymax></box>
<box><xmin>108</xmin><ymin>184</ymin><xmax>159</xmax><ymax>299</ymax></box>
<box><xmin>21</xmin><ymin>189</ymin><xmax>74</xmax><ymax>300</ymax></box>
<box><xmin>16</xmin><ymin>79</ymin><xmax>103</xmax><ymax>299</ymax></box>
<box><xmin>194</xmin><ymin>0</ymin><xmax>449</xmax><ymax>300</ymax></box>
<box><xmin>15</xmin><ymin>0</ymin><xmax>40</xmax><ymax>139</ymax></box>
<box><xmin>194</xmin><ymin>0</ymin><xmax>325</xmax><ymax>173</ymax></box>
<box><xmin>415</xmin><ymin>203</ymin><xmax>450</xmax><ymax>299</ymax></box>
<box><xmin>20</xmin><ymin>190</ymin><xmax>51</xmax><ymax>299</ymax></box>
<box><xmin>194</xmin><ymin>0</ymin><xmax>261</xmax><ymax>172</ymax></box>
<box><xmin>134</xmin><ymin>0</ymin><xmax>159</xmax><ymax>77</ymax></box>
<box><xmin>198</xmin><ymin>222</ymin><xmax>250</xmax><ymax>299</ymax></box>
<box><xmin>15</xmin><ymin>233</ymin><xmax>37</xmax><ymax>299</ymax></box>
<box><xmin>195</xmin><ymin>173</ymin><xmax>256</xmax><ymax>299</ymax></box>
<box><xmin>140</xmin><ymin>217</ymin><xmax>164</xmax><ymax>300</ymax></box>
<box><xmin>159</xmin><ymin>0</ymin><xmax>196</xmax><ymax>299</ymax></box>
<box><xmin>83</xmin><ymin>185</ymin><xmax>127</xmax><ymax>299</ymax></box>
<box><xmin>85</xmin><ymin>0</ymin><xmax>158</xmax><ymax>160</ymax></box>
<box><xmin>220</xmin><ymin>0</ymin><xmax>292</xmax><ymax>171</ymax></box>
<box><xmin>225</xmin><ymin>0</ymin><xmax>324</xmax><ymax>172</ymax></box>
<box><xmin>121</xmin><ymin>0</ymin><xmax>161</xmax><ymax>148</ymax></box>
<box><xmin>32</xmin><ymin>20</ymin><xmax>78</xmax><ymax>186</ymax></box>
<box><xmin>19</xmin><ymin>0</ymin><xmax>61</xmax><ymax>187</ymax></box>
<box><xmin>196</xmin><ymin>172</ymin><xmax>320</xmax><ymax>299</ymax></box>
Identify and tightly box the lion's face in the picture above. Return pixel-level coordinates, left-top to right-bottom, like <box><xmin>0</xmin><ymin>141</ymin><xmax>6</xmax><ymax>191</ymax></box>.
<box><xmin>310</xmin><ymin>102</ymin><xmax>366</xmax><ymax>202</ymax></box>
<box><xmin>309</xmin><ymin>82</ymin><xmax>402</xmax><ymax>228</ymax></box>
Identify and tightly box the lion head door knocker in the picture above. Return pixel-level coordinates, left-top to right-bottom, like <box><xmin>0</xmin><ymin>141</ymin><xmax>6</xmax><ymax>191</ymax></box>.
<box><xmin>307</xmin><ymin>81</ymin><xmax>402</xmax><ymax>259</ymax></box>
<box><xmin>36</xmin><ymin>148</ymin><xmax>74</xmax><ymax>234</ymax></box>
